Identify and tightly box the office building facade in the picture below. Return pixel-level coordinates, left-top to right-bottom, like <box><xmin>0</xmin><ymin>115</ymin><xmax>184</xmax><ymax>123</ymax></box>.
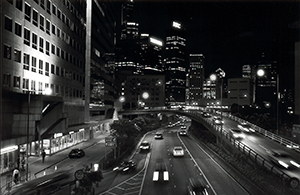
<box><xmin>165</xmin><ymin>21</ymin><xmax>187</xmax><ymax>105</ymax></box>
<box><xmin>187</xmin><ymin>54</ymin><xmax>204</xmax><ymax>105</ymax></box>
<box><xmin>1</xmin><ymin>0</ymin><xmax>86</xmax><ymax>173</ymax></box>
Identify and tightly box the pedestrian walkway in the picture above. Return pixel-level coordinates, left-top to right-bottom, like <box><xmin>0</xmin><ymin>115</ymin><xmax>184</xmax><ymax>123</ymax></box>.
<box><xmin>0</xmin><ymin>130</ymin><xmax>110</xmax><ymax>194</ymax></box>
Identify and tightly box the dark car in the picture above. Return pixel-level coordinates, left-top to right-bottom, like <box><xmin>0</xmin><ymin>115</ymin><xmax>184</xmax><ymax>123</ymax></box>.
<box><xmin>68</xmin><ymin>148</ymin><xmax>85</xmax><ymax>158</ymax></box>
<box><xmin>187</xmin><ymin>177</ymin><xmax>209</xmax><ymax>195</ymax></box>
<box><xmin>113</xmin><ymin>160</ymin><xmax>137</xmax><ymax>173</ymax></box>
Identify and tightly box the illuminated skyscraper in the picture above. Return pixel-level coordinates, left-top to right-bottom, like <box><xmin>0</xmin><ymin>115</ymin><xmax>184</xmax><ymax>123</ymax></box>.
<box><xmin>165</xmin><ymin>21</ymin><xmax>187</xmax><ymax>105</ymax></box>
<box><xmin>187</xmin><ymin>54</ymin><xmax>205</xmax><ymax>105</ymax></box>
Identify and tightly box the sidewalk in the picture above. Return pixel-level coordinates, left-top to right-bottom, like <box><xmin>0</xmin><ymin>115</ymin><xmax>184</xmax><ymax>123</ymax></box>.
<box><xmin>0</xmin><ymin>131</ymin><xmax>110</xmax><ymax>193</ymax></box>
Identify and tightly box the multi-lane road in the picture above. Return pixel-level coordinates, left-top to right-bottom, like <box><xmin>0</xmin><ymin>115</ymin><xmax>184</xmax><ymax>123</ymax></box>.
<box><xmin>100</xmin><ymin>122</ymin><xmax>249</xmax><ymax>195</ymax></box>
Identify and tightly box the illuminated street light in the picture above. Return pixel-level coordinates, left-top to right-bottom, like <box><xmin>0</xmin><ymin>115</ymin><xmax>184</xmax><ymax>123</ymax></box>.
<box><xmin>210</xmin><ymin>72</ymin><xmax>225</xmax><ymax>146</ymax></box>
<box><xmin>257</xmin><ymin>69</ymin><xmax>279</xmax><ymax>134</ymax></box>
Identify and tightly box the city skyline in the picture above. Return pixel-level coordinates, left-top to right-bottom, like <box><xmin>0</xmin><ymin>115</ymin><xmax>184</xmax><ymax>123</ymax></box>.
<box><xmin>133</xmin><ymin>0</ymin><xmax>299</xmax><ymax>88</ymax></box>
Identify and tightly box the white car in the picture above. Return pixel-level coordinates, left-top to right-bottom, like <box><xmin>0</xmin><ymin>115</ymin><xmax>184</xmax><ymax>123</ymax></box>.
<box><xmin>179</xmin><ymin>130</ymin><xmax>187</xmax><ymax>136</ymax></box>
<box><xmin>173</xmin><ymin>146</ymin><xmax>184</xmax><ymax>157</ymax></box>
<box><xmin>213</xmin><ymin>116</ymin><xmax>224</xmax><ymax>125</ymax></box>
<box><xmin>153</xmin><ymin>162</ymin><xmax>169</xmax><ymax>182</ymax></box>
<box><xmin>229</xmin><ymin>128</ymin><xmax>245</xmax><ymax>139</ymax></box>
<box><xmin>237</xmin><ymin>122</ymin><xmax>255</xmax><ymax>133</ymax></box>
<box><xmin>139</xmin><ymin>141</ymin><xmax>150</xmax><ymax>151</ymax></box>
<box><xmin>267</xmin><ymin>150</ymin><xmax>300</xmax><ymax>169</ymax></box>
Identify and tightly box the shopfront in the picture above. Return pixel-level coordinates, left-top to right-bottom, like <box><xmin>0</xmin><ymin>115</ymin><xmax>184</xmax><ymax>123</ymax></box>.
<box><xmin>0</xmin><ymin>145</ymin><xmax>18</xmax><ymax>174</ymax></box>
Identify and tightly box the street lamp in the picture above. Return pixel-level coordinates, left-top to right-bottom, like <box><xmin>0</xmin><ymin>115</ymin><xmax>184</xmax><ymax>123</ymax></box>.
<box><xmin>138</xmin><ymin>92</ymin><xmax>149</xmax><ymax>109</ymax></box>
<box><xmin>210</xmin><ymin>73</ymin><xmax>224</xmax><ymax>146</ymax></box>
<box><xmin>257</xmin><ymin>69</ymin><xmax>279</xmax><ymax>134</ymax></box>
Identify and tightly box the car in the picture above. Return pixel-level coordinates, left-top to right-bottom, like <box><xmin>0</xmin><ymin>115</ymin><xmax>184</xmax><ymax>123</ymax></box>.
<box><xmin>113</xmin><ymin>160</ymin><xmax>137</xmax><ymax>173</ymax></box>
<box><xmin>154</xmin><ymin>132</ymin><xmax>164</xmax><ymax>139</ymax></box>
<box><xmin>202</xmin><ymin>112</ymin><xmax>211</xmax><ymax>118</ymax></box>
<box><xmin>173</xmin><ymin>146</ymin><xmax>184</xmax><ymax>157</ymax></box>
<box><xmin>153</xmin><ymin>162</ymin><xmax>169</xmax><ymax>182</ymax></box>
<box><xmin>237</xmin><ymin>122</ymin><xmax>255</xmax><ymax>132</ymax></box>
<box><xmin>179</xmin><ymin>130</ymin><xmax>187</xmax><ymax>136</ymax></box>
<box><xmin>140</xmin><ymin>141</ymin><xmax>151</xmax><ymax>151</ymax></box>
<box><xmin>266</xmin><ymin>150</ymin><xmax>300</xmax><ymax>169</ymax></box>
<box><xmin>229</xmin><ymin>128</ymin><xmax>245</xmax><ymax>139</ymax></box>
<box><xmin>68</xmin><ymin>148</ymin><xmax>85</xmax><ymax>158</ymax></box>
<box><xmin>187</xmin><ymin>177</ymin><xmax>209</xmax><ymax>195</ymax></box>
<box><xmin>213</xmin><ymin>116</ymin><xmax>224</xmax><ymax>125</ymax></box>
<box><xmin>181</xmin><ymin>125</ymin><xmax>187</xmax><ymax>129</ymax></box>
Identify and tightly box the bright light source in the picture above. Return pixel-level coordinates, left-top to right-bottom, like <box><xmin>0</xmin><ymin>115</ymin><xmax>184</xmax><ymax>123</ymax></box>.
<box><xmin>142</xmin><ymin>92</ymin><xmax>149</xmax><ymax>99</ymax></box>
<box><xmin>257</xmin><ymin>69</ymin><xmax>265</xmax><ymax>77</ymax></box>
<box><xmin>172</xmin><ymin>21</ymin><xmax>181</xmax><ymax>29</ymax></box>
<box><xmin>210</xmin><ymin>74</ymin><xmax>217</xmax><ymax>81</ymax></box>
<box><xmin>150</xmin><ymin>37</ymin><xmax>163</xmax><ymax>46</ymax></box>
<box><xmin>94</xmin><ymin>163</ymin><xmax>99</xmax><ymax>171</ymax></box>
<box><xmin>44</xmin><ymin>88</ymin><xmax>52</xmax><ymax>95</ymax></box>
<box><xmin>119</xmin><ymin>96</ymin><xmax>125</xmax><ymax>103</ymax></box>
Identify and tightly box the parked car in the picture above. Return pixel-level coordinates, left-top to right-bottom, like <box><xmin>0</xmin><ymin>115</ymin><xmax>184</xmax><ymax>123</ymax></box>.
<box><xmin>140</xmin><ymin>141</ymin><xmax>151</xmax><ymax>151</ymax></box>
<box><xmin>173</xmin><ymin>146</ymin><xmax>184</xmax><ymax>157</ymax></box>
<box><xmin>68</xmin><ymin>148</ymin><xmax>85</xmax><ymax>158</ymax></box>
<box><xmin>113</xmin><ymin>160</ymin><xmax>137</xmax><ymax>173</ymax></box>
<box><xmin>187</xmin><ymin>177</ymin><xmax>209</xmax><ymax>195</ymax></box>
<box><xmin>155</xmin><ymin>132</ymin><xmax>164</xmax><ymax>139</ymax></box>
<box><xmin>266</xmin><ymin>149</ymin><xmax>300</xmax><ymax>169</ymax></box>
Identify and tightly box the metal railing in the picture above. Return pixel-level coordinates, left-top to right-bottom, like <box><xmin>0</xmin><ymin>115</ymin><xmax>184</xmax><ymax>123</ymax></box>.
<box><xmin>226</xmin><ymin>113</ymin><xmax>300</xmax><ymax>152</ymax></box>
<box><xmin>180</xmin><ymin>110</ymin><xmax>299</xmax><ymax>188</ymax></box>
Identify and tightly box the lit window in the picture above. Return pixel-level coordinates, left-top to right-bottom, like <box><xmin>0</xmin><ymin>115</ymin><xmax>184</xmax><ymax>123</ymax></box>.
<box><xmin>4</xmin><ymin>45</ymin><xmax>11</xmax><ymax>59</ymax></box>
<box><xmin>14</xmin><ymin>49</ymin><xmax>21</xmax><ymax>62</ymax></box>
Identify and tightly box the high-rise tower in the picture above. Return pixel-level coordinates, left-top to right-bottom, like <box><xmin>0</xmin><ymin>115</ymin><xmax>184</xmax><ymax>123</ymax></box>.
<box><xmin>165</xmin><ymin>21</ymin><xmax>187</xmax><ymax>105</ymax></box>
<box><xmin>187</xmin><ymin>54</ymin><xmax>205</xmax><ymax>105</ymax></box>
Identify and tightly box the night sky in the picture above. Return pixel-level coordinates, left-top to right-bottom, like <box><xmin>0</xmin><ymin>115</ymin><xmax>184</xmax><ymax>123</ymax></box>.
<box><xmin>133</xmin><ymin>0</ymin><xmax>299</xmax><ymax>88</ymax></box>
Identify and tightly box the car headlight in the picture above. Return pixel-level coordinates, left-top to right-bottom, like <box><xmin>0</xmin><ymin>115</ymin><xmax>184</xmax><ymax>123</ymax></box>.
<box><xmin>278</xmin><ymin>160</ymin><xmax>289</xmax><ymax>169</ymax></box>
<box><xmin>291</xmin><ymin>161</ymin><xmax>300</xmax><ymax>168</ymax></box>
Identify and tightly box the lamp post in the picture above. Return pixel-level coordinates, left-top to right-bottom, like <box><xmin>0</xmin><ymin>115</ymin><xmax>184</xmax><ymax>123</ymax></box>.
<box><xmin>138</xmin><ymin>92</ymin><xmax>149</xmax><ymax>109</ymax></box>
<box><xmin>210</xmin><ymin>73</ymin><xmax>224</xmax><ymax>146</ymax></box>
<box><xmin>257</xmin><ymin>69</ymin><xmax>279</xmax><ymax>134</ymax></box>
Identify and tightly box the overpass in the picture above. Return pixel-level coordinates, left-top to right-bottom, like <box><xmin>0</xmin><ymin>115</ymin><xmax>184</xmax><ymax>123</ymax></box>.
<box><xmin>118</xmin><ymin>108</ymin><xmax>300</xmax><ymax>189</ymax></box>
